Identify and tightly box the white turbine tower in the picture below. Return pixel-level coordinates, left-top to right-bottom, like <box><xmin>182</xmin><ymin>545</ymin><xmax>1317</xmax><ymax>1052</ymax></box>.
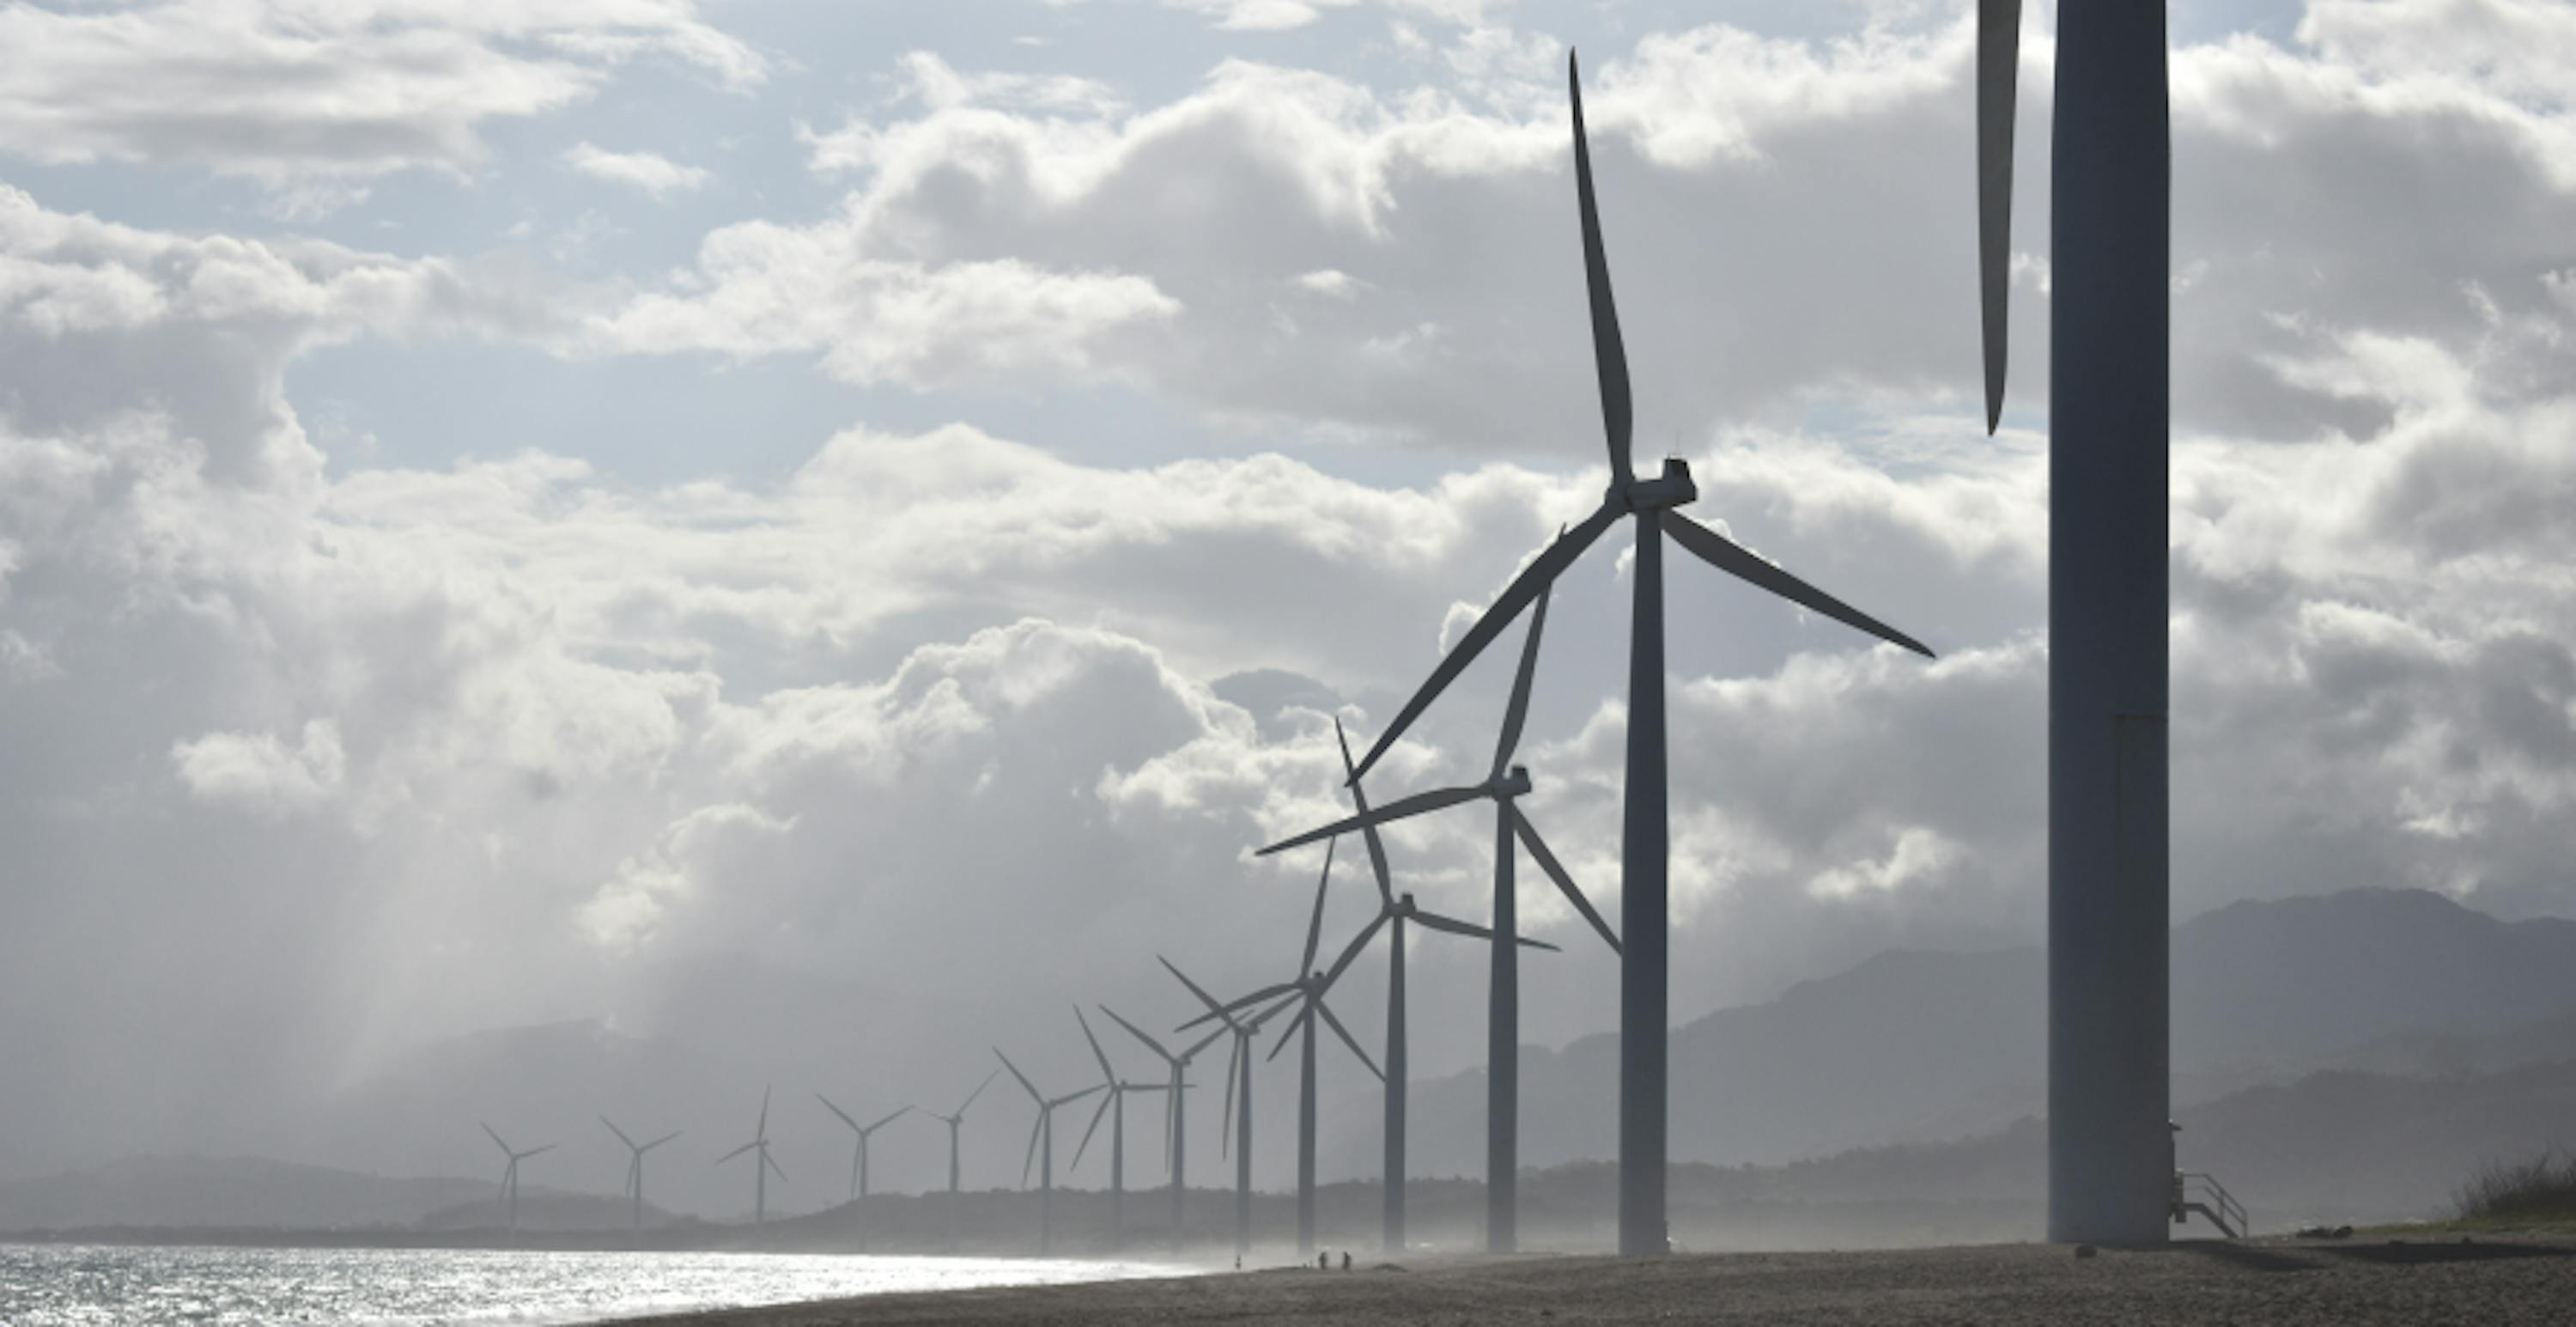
<box><xmin>1338</xmin><ymin>53</ymin><xmax>1935</xmax><ymax>1256</ymax></box>
<box><xmin>1262</xmin><ymin>593</ymin><xmax>1613</xmax><ymax>1252</ymax></box>
<box><xmin>995</xmin><ymin>1047</ymin><xmax>1103</xmax><ymax>1255</ymax></box>
<box><xmin>598</xmin><ymin>1116</ymin><xmax>678</xmax><ymax>1239</ymax></box>
<box><xmin>1162</xmin><ymin>957</ymin><xmax>1297</xmax><ymax>1258</ymax></box>
<box><xmin>1181</xmin><ymin>840</ymin><xmax>1383</xmax><ymax>1256</ymax></box>
<box><xmin>1977</xmin><ymin>0</ymin><xmax>2175</xmax><ymax>1245</ymax></box>
<box><xmin>479</xmin><ymin>1123</ymin><xmax>554</xmax><ymax>1235</ymax></box>
<box><xmin>714</xmin><ymin>1087</ymin><xmax>787</xmax><ymax>1227</ymax></box>
<box><xmin>928</xmin><ymin>1069</ymin><xmax>999</xmax><ymax>1251</ymax></box>
<box><xmin>1068</xmin><ymin>1006</ymin><xmax>1170</xmax><ymax>1252</ymax></box>
<box><xmin>817</xmin><ymin>1094</ymin><xmax>910</xmax><ymax>1251</ymax></box>
<box><xmin>1097</xmin><ymin>1003</ymin><xmax>1222</xmax><ymax>1254</ymax></box>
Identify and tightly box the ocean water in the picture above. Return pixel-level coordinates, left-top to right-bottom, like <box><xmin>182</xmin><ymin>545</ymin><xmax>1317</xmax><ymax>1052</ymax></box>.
<box><xmin>0</xmin><ymin>1243</ymin><xmax>1178</xmax><ymax>1325</ymax></box>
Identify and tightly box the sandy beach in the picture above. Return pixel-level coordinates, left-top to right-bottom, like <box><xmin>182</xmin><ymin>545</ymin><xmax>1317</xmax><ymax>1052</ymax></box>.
<box><xmin>603</xmin><ymin>1236</ymin><xmax>2576</xmax><ymax>1325</ymax></box>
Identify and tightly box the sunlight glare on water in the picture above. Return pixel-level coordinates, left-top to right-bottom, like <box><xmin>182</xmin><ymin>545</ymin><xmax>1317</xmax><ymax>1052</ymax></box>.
<box><xmin>0</xmin><ymin>1243</ymin><xmax>1179</xmax><ymax>1325</ymax></box>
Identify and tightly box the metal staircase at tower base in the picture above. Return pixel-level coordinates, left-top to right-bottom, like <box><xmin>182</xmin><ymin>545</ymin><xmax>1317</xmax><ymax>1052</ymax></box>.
<box><xmin>2173</xmin><ymin>1171</ymin><xmax>2247</xmax><ymax>1239</ymax></box>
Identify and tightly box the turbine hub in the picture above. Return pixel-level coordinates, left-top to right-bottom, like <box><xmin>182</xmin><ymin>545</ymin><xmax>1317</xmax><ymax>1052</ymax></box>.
<box><xmin>1492</xmin><ymin>766</ymin><xmax>1534</xmax><ymax>799</ymax></box>
<box><xmin>1613</xmin><ymin>456</ymin><xmax>1697</xmax><ymax>513</ymax></box>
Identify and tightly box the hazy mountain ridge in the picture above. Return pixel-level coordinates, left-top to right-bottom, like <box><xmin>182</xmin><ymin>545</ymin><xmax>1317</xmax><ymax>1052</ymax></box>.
<box><xmin>1349</xmin><ymin>887</ymin><xmax>2576</xmax><ymax>1178</ymax></box>
<box><xmin>19</xmin><ymin>887</ymin><xmax>2576</xmax><ymax>1236</ymax></box>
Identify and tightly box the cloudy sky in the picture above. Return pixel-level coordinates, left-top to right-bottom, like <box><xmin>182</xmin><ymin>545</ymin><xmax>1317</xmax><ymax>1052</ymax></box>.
<box><xmin>3</xmin><ymin>0</ymin><xmax>2573</xmax><ymax>1184</ymax></box>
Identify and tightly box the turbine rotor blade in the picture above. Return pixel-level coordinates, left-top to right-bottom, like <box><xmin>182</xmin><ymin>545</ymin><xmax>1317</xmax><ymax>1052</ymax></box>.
<box><xmin>1259</xmin><ymin>784</ymin><xmax>1487</xmax><ymax>858</ymax></box>
<box><xmin>993</xmin><ymin>1049</ymin><xmax>1042</xmax><ymax>1104</ymax></box>
<box><xmin>957</xmin><ymin>1068</ymin><xmax>999</xmax><ymax>1116</ymax></box>
<box><xmin>1182</xmin><ymin>1024</ymin><xmax>1226</xmax><ymax>1061</ymax></box>
<box><xmin>1075</xmin><ymin>1005</ymin><xmax>1115</xmax><ymax>1086</ymax></box>
<box><xmin>1159</xmin><ymin>956</ymin><xmax>1237</xmax><ymax>1027</ymax></box>
<box><xmin>1978</xmin><ymin>0</ymin><xmax>2022</xmax><ymax>435</ymax></box>
<box><xmin>1493</xmin><ymin>581</ymin><xmax>1552</xmax><ymax>777</ymax></box>
<box><xmin>521</xmin><ymin>1144</ymin><xmax>556</xmax><ymax>1160</ymax></box>
<box><xmin>1348</xmin><ymin>502</ymin><xmax>1619</xmax><ymax>785</ymax></box>
<box><xmin>1220</xmin><ymin>1033</ymin><xmax>1242</xmax><ymax>1158</ymax></box>
<box><xmin>481</xmin><ymin>1123</ymin><xmax>510</xmax><ymax>1155</ymax></box>
<box><xmin>1336</xmin><ymin>718</ymin><xmax>1395</xmax><ymax>908</ymax></box>
<box><xmin>1099</xmin><ymin>1004</ymin><xmax>1175</xmax><ymax>1064</ymax></box>
<box><xmin>1569</xmin><ymin>50</ymin><xmax>1633</xmax><ymax>488</ymax></box>
<box><xmin>1319</xmin><ymin>912</ymin><xmax>1388</xmax><ymax>994</ymax></box>
<box><xmin>865</xmin><ymin>1105</ymin><xmax>911</xmax><ymax>1135</ymax></box>
<box><xmin>715</xmin><ymin>1141</ymin><xmax>757</xmax><ymax>1166</ymax></box>
<box><xmin>1315</xmin><ymin>999</ymin><xmax>1384</xmax><ymax>1081</ymax></box>
<box><xmin>644</xmin><ymin>1131</ymin><xmax>681</xmax><ymax>1152</ymax></box>
<box><xmin>1513</xmin><ymin>805</ymin><xmax>1622</xmax><ymax>955</ymax></box>
<box><xmin>600</xmin><ymin>1117</ymin><xmax>635</xmax><ymax>1151</ymax></box>
<box><xmin>1022</xmin><ymin>1114</ymin><xmax>1042</xmax><ymax>1187</ymax></box>
<box><xmin>1410</xmin><ymin>907</ymin><xmax>1559</xmax><ymax>951</ymax></box>
<box><xmin>1661</xmin><ymin>510</ymin><xmax>1934</xmax><ymax>657</ymax></box>
<box><xmin>1072</xmin><ymin>1089</ymin><xmax>1114</xmax><ymax>1170</ymax></box>
<box><xmin>1175</xmin><ymin>981</ymin><xmax>1297</xmax><ymax>1033</ymax></box>
<box><xmin>765</xmin><ymin>1152</ymin><xmax>787</xmax><ymax>1184</ymax></box>
<box><xmin>756</xmin><ymin>1086</ymin><xmax>770</xmax><ymax>1140</ymax></box>
<box><xmin>816</xmin><ymin>1093</ymin><xmax>860</xmax><ymax>1133</ymax></box>
<box><xmin>1299</xmin><ymin>837</ymin><xmax>1337</xmax><ymax>975</ymax></box>
<box><xmin>1267</xmin><ymin>1001</ymin><xmax>1315</xmax><ymax>1062</ymax></box>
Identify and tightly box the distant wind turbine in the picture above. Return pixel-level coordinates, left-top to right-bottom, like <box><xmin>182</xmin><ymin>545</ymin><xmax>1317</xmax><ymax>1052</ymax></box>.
<box><xmin>995</xmin><ymin>1047</ymin><xmax>1103</xmax><ymax>1255</ymax></box>
<box><xmin>1337</xmin><ymin>53</ymin><xmax>1935</xmax><ymax>1256</ymax></box>
<box><xmin>1162</xmin><ymin>956</ymin><xmax>1296</xmax><ymax>1257</ymax></box>
<box><xmin>1097</xmin><ymin>1003</ymin><xmax>1223</xmax><ymax>1254</ymax></box>
<box><xmin>1069</xmin><ymin>1005</ymin><xmax>1171</xmax><ymax>1251</ymax></box>
<box><xmin>929</xmin><ymin>1068</ymin><xmax>999</xmax><ymax>1251</ymax></box>
<box><xmin>1263</xmin><ymin>599</ymin><xmax>1613</xmax><ymax>1251</ymax></box>
<box><xmin>1182</xmin><ymin>839</ymin><xmax>1383</xmax><ymax>1256</ymax></box>
<box><xmin>714</xmin><ymin>1086</ymin><xmax>787</xmax><ymax>1227</ymax></box>
<box><xmin>598</xmin><ymin>1116</ymin><xmax>679</xmax><ymax>1239</ymax></box>
<box><xmin>479</xmin><ymin>1123</ymin><xmax>554</xmax><ymax>1235</ymax></box>
<box><xmin>1300</xmin><ymin>715</ymin><xmax>1567</xmax><ymax>1251</ymax></box>
<box><xmin>817</xmin><ymin>1093</ymin><xmax>910</xmax><ymax>1251</ymax></box>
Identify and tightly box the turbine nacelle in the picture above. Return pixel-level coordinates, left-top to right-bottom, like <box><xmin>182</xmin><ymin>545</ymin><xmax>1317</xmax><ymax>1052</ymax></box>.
<box><xmin>1489</xmin><ymin>765</ymin><xmax>1534</xmax><ymax>800</ymax></box>
<box><xmin>1614</xmin><ymin>457</ymin><xmax>1697</xmax><ymax>514</ymax></box>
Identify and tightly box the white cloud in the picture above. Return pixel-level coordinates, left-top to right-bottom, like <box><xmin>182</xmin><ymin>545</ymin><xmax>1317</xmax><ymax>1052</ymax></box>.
<box><xmin>562</xmin><ymin>143</ymin><xmax>712</xmax><ymax>198</ymax></box>
<box><xmin>173</xmin><ymin>719</ymin><xmax>346</xmax><ymax>815</ymax></box>
<box><xmin>0</xmin><ymin>1</ymin><xmax>764</xmax><ymax>199</ymax></box>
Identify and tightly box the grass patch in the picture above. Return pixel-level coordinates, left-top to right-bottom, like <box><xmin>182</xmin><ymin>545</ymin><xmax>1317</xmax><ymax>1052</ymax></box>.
<box><xmin>2451</xmin><ymin>1152</ymin><xmax>2576</xmax><ymax>1228</ymax></box>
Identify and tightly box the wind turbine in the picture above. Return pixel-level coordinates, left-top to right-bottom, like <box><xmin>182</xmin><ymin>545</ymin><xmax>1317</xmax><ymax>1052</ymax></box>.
<box><xmin>1069</xmin><ymin>1006</ymin><xmax>1170</xmax><ymax>1251</ymax></box>
<box><xmin>1182</xmin><ymin>839</ymin><xmax>1384</xmax><ymax>1256</ymax></box>
<box><xmin>817</xmin><ymin>1093</ymin><xmax>910</xmax><ymax>1250</ymax></box>
<box><xmin>1978</xmin><ymin>0</ymin><xmax>2173</xmax><ymax>1245</ymax></box>
<box><xmin>1284</xmin><ymin>715</ymin><xmax>1571</xmax><ymax>1251</ymax></box>
<box><xmin>995</xmin><ymin>1047</ymin><xmax>1103</xmax><ymax>1255</ymax></box>
<box><xmin>1162</xmin><ymin>956</ymin><xmax>1296</xmax><ymax>1258</ymax></box>
<box><xmin>928</xmin><ymin>1068</ymin><xmax>998</xmax><ymax>1251</ymax></box>
<box><xmin>598</xmin><ymin>1116</ymin><xmax>679</xmax><ymax>1239</ymax></box>
<box><xmin>1338</xmin><ymin>54</ymin><xmax>1936</xmax><ymax>1256</ymax></box>
<box><xmin>714</xmin><ymin>1086</ymin><xmax>787</xmax><ymax>1227</ymax></box>
<box><xmin>1098</xmin><ymin>1003</ymin><xmax>1223</xmax><ymax>1254</ymax></box>
<box><xmin>1264</xmin><ymin>595</ymin><xmax>1614</xmax><ymax>1251</ymax></box>
<box><xmin>479</xmin><ymin>1123</ymin><xmax>554</xmax><ymax>1235</ymax></box>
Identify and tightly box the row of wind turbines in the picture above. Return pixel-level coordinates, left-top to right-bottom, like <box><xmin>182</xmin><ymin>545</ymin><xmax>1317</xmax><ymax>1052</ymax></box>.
<box><xmin>486</xmin><ymin>0</ymin><xmax>2174</xmax><ymax>1251</ymax></box>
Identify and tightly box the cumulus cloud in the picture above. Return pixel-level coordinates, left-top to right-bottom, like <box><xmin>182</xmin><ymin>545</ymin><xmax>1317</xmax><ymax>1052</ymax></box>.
<box><xmin>0</xmin><ymin>1</ymin><xmax>763</xmax><ymax>198</ymax></box>
<box><xmin>173</xmin><ymin>719</ymin><xmax>346</xmax><ymax>814</ymax></box>
<box><xmin>562</xmin><ymin>143</ymin><xmax>712</xmax><ymax>198</ymax></box>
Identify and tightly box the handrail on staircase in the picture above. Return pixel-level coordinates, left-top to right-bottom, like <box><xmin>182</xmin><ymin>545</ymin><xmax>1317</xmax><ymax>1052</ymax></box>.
<box><xmin>2175</xmin><ymin>1171</ymin><xmax>2247</xmax><ymax>1238</ymax></box>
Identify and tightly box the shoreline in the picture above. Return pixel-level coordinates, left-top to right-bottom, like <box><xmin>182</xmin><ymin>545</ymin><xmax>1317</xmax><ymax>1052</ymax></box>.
<box><xmin>596</xmin><ymin>1236</ymin><xmax>2576</xmax><ymax>1326</ymax></box>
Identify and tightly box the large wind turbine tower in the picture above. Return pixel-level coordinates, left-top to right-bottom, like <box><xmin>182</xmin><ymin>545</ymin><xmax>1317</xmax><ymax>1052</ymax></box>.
<box><xmin>1978</xmin><ymin>0</ymin><xmax>2173</xmax><ymax>1245</ymax></box>
<box><xmin>1340</xmin><ymin>54</ymin><xmax>1935</xmax><ymax>1257</ymax></box>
